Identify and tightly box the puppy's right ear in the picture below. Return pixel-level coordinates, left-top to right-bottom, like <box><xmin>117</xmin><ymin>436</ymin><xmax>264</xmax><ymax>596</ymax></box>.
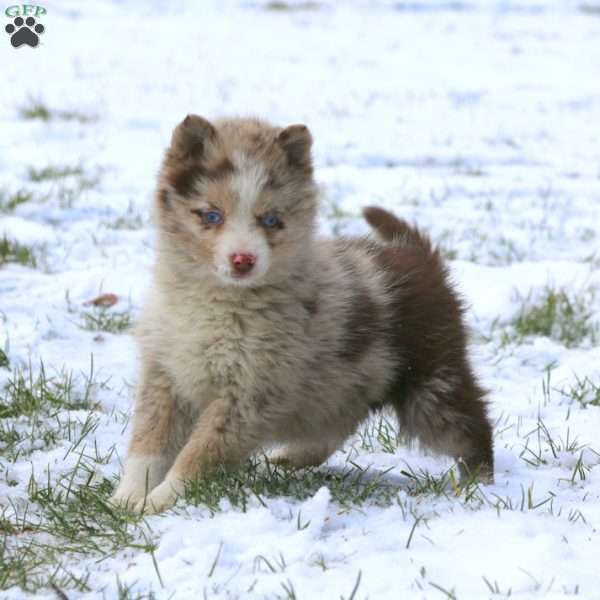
<box><xmin>170</xmin><ymin>114</ymin><xmax>217</xmax><ymax>158</ymax></box>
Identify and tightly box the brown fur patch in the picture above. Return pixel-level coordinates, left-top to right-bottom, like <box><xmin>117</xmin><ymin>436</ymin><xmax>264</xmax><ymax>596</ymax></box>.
<box><xmin>166</xmin><ymin>157</ymin><xmax>235</xmax><ymax>198</ymax></box>
<box><xmin>266</xmin><ymin>173</ymin><xmax>285</xmax><ymax>190</ymax></box>
<box><xmin>338</xmin><ymin>286</ymin><xmax>380</xmax><ymax>362</ymax></box>
<box><xmin>301</xmin><ymin>296</ymin><xmax>318</xmax><ymax>316</ymax></box>
<box><xmin>368</xmin><ymin>211</ymin><xmax>493</xmax><ymax>476</ymax></box>
<box><xmin>336</xmin><ymin>257</ymin><xmax>382</xmax><ymax>362</ymax></box>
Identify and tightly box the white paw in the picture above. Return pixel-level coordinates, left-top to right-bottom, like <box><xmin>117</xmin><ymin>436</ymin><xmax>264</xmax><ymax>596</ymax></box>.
<box><xmin>109</xmin><ymin>482</ymin><xmax>148</xmax><ymax>508</ymax></box>
<box><xmin>133</xmin><ymin>479</ymin><xmax>184</xmax><ymax>515</ymax></box>
<box><xmin>109</xmin><ymin>455</ymin><xmax>170</xmax><ymax>509</ymax></box>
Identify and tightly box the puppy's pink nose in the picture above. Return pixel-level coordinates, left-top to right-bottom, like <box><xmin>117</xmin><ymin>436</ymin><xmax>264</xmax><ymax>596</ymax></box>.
<box><xmin>230</xmin><ymin>252</ymin><xmax>256</xmax><ymax>275</ymax></box>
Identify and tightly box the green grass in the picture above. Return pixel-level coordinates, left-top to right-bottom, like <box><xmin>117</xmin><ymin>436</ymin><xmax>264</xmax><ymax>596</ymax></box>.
<box><xmin>356</xmin><ymin>413</ymin><xmax>401</xmax><ymax>454</ymax></box>
<box><xmin>559</xmin><ymin>376</ymin><xmax>600</xmax><ymax>408</ymax></box>
<box><xmin>400</xmin><ymin>465</ymin><xmax>458</xmax><ymax>496</ymax></box>
<box><xmin>104</xmin><ymin>213</ymin><xmax>145</xmax><ymax>230</ymax></box>
<box><xmin>0</xmin><ymin>189</ymin><xmax>35</xmax><ymax>212</ymax></box>
<box><xmin>1</xmin><ymin>462</ymin><xmax>157</xmax><ymax>594</ymax></box>
<box><xmin>55</xmin><ymin>173</ymin><xmax>102</xmax><ymax>209</ymax></box>
<box><xmin>19</xmin><ymin>100</ymin><xmax>97</xmax><ymax>123</ymax></box>
<box><xmin>519</xmin><ymin>417</ymin><xmax>586</xmax><ymax>469</ymax></box>
<box><xmin>2</xmin><ymin>448</ymin><xmax>399</xmax><ymax>595</ymax></box>
<box><xmin>453</xmin><ymin>159</ymin><xmax>486</xmax><ymax>177</ymax></box>
<box><xmin>0</xmin><ymin>349</ymin><xmax>8</xmax><ymax>369</ymax></box>
<box><xmin>0</xmin><ymin>361</ymin><xmax>159</xmax><ymax>596</ymax></box>
<box><xmin>0</xmin><ymin>365</ymin><xmax>95</xmax><ymax>420</ymax></box>
<box><xmin>322</xmin><ymin>198</ymin><xmax>354</xmax><ymax>236</ymax></box>
<box><xmin>465</xmin><ymin>233</ymin><xmax>526</xmax><ymax>266</ymax></box>
<box><xmin>1</xmin><ymin>165</ymin><xmax>101</xmax><ymax>213</ymax></box>
<box><xmin>103</xmin><ymin>202</ymin><xmax>145</xmax><ymax>230</ymax></box>
<box><xmin>488</xmin><ymin>236</ymin><xmax>526</xmax><ymax>265</ymax></box>
<box><xmin>184</xmin><ymin>456</ymin><xmax>401</xmax><ymax>514</ymax></box>
<box><xmin>179</xmin><ymin>416</ymin><xmax>486</xmax><ymax>515</ymax></box>
<box><xmin>440</xmin><ymin>246</ymin><xmax>459</xmax><ymax>261</ymax></box>
<box><xmin>115</xmin><ymin>580</ymin><xmax>158</xmax><ymax>599</ymax></box>
<box><xmin>19</xmin><ymin>100</ymin><xmax>51</xmax><ymax>121</ymax></box>
<box><xmin>66</xmin><ymin>293</ymin><xmax>133</xmax><ymax>334</ymax></box>
<box><xmin>506</xmin><ymin>287</ymin><xmax>598</xmax><ymax>348</ymax></box>
<box><xmin>0</xmin><ymin>237</ymin><xmax>37</xmax><ymax>268</ymax></box>
<box><xmin>80</xmin><ymin>306</ymin><xmax>133</xmax><ymax>334</ymax></box>
<box><xmin>0</xmin><ymin>348</ymin><xmax>592</xmax><ymax>598</ymax></box>
<box><xmin>433</xmin><ymin>231</ymin><xmax>459</xmax><ymax>261</ymax></box>
<box><xmin>27</xmin><ymin>165</ymin><xmax>85</xmax><ymax>183</ymax></box>
<box><xmin>0</xmin><ymin>363</ymin><xmax>100</xmax><ymax>463</ymax></box>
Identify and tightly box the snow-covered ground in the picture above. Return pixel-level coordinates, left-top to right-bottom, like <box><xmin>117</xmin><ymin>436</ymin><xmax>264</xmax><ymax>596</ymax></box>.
<box><xmin>1</xmin><ymin>0</ymin><xmax>600</xmax><ymax>598</ymax></box>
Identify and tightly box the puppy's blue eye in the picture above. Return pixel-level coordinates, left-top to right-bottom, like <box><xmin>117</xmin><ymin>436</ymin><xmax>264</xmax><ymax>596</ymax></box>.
<box><xmin>205</xmin><ymin>210</ymin><xmax>224</xmax><ymax>225</ymax></box>
<box><xmin>261</xmin><ymin>213</ymin><xmax>281</xmax><ymax>229</ymax></box>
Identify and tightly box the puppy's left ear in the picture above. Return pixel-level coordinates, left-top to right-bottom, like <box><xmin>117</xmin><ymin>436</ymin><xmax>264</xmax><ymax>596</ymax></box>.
<box><xmin>277</xmin><ymin>124</ymin><xmax>313</xmax><ymax>172</ymax></box>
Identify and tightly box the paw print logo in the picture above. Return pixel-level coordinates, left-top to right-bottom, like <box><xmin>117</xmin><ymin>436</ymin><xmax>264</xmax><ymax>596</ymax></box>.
<box><xmin>5</xmin><ymin>16</ymin><xmax>45</xmax><ymax>48</ymax></box>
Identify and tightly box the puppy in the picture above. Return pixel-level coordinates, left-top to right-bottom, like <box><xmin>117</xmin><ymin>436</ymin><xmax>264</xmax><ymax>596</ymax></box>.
<box><xmin>110</xmin><ymin>115</ymin><xmax>494</xmax><ymax>513</ymax></box>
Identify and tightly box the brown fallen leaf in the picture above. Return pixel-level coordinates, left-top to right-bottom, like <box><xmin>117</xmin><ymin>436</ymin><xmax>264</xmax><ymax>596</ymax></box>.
<box><xmin>84</xmin><ymin>293</ymin><xmax>119</xmax><ymax>308</ymax></box>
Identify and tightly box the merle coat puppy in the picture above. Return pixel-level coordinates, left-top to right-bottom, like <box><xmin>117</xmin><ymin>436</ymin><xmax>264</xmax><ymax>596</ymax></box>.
<box><xmin>110</xmin><ymin>115</ymin><xmax>494</xmax><ymax>513</ymax></box>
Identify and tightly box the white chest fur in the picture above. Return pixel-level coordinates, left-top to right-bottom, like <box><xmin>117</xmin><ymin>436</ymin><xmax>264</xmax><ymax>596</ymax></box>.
<box><xmin>142</xmin><ymin>289</ymin><xmax>309</xmax><ymax>408</ymax></box>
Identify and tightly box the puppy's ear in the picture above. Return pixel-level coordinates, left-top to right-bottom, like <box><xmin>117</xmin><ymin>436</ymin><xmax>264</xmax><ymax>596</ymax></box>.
<box><xmin>170</xmin><ymin>114</ymin><xmax>217</xmax><ymax>158</ymax></box>
<box><xmin>277</xmin><ymin>124</ymin><xmax>313</xmax><ymax>171</ymax></box>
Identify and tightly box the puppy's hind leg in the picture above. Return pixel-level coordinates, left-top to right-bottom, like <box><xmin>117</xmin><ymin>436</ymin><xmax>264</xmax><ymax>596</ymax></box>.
<box><xmin>393</xmin><ymin>372</ymin><xmax>494</xmax><ymax>484</ymax></box>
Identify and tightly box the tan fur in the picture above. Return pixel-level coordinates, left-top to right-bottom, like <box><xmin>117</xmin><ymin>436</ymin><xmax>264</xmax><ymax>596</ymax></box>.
<box><xmin>110</xmin><ymin>116</ymin><xmax>493</xmax><ymax>513</ymax></box>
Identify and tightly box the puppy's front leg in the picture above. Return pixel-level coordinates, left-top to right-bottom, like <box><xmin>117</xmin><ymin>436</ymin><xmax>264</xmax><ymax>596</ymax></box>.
<box><xmin>110</xmin><ymin>363</ymin><xmax>176</xmax><ymax>507</ymax></box>
<box><xmin>135</xmin><ymin>396</ymin><xmax>257</xmax><ymax>514</ymax></box>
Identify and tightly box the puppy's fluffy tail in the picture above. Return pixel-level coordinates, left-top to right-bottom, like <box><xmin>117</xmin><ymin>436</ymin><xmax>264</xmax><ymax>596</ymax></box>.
<box><xmin>363</xmin><ymin>206</ymin><xmax>432</xmax><ymax>252</ymax></box>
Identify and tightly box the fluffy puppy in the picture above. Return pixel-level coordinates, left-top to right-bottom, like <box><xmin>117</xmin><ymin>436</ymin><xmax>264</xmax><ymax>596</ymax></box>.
<box><xmin>110</xmin><ymin>115</ymin><xmax>494</xmax><ymax>513</ymax></box>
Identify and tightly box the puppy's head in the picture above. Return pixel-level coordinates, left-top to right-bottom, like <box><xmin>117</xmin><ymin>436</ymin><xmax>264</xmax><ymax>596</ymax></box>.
<box><xmin>156</xmin><ymin>115</ymin><xmax>317</xmax><ymax>287</ymax></box>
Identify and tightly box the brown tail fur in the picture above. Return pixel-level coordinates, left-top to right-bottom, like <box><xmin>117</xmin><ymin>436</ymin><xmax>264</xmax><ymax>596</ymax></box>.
<box><xmin>363</xmin><ymin>205</ymin><xmax>494</xmax><ymax>483</ymax></box>
<box><xmin>363</xmin><ymin>206</ymin><xmax>432</xmax><ymax>252</ymax></box>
